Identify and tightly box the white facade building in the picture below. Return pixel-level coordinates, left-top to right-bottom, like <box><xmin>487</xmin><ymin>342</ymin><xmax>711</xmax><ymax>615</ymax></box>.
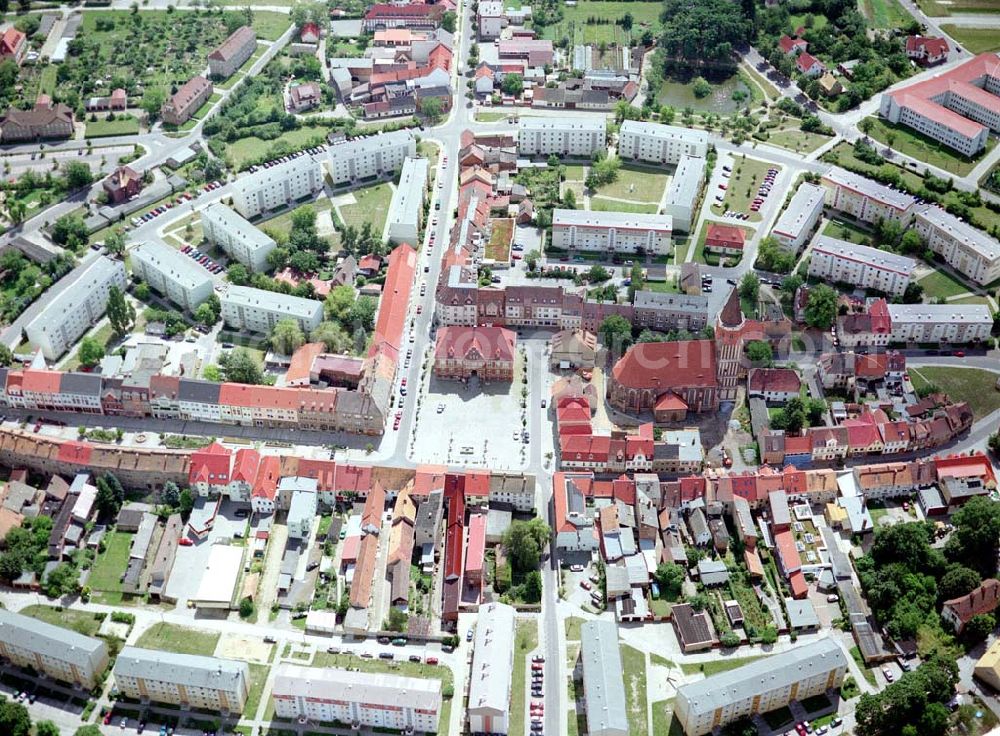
<box><xmin>887</xmin><ymin>303</ymin><xmax>992</xmax><ymax>344</ymax></box>
<box><xmin>231</xmin><ymin>156</ymin><xmax>323</xmax><ymax>219</ymax></box>
<box><xmin>478</xmin><ymin>0</ymin><xmax>505</xmax><ymax>39</ymax></box>
<box><xmin>25</xmin><ymin>255</ymin><xmax>127</xmax><ymax>360</ymax></box>
<box><xmin>0</xmin><ymin>608</ymin><xmax>109</xmax><ymax>690</ymax></box>
<box><xmin>467</xmin><ymin>602</ymin><xmax>516</xmax><ymax>734</ymax></box>
<box><xmin>387</xmin><ymin>157</ymin><xmax>429</xmax><ymax>245</ymax></box>
<box><xmin>663</xmin><ymin>155</ymin><xmax>705</xmax><ymax>233</ymax></box>
<box><xmin>114</xmin><ymin>646</ymin><xmax>249</xmax><ymax>713</ymax></box>
<box><xmin>284</xmin><ymin>477</ymin><xmax>319</xmax><ymax>539</ymax></box>
<box><xmin>581</xmin><ymin>621</ymin><xmax>629</xmax><ymax>736</ymax></box>
<box><xmin>771</xmin><ymin>183</ymin><xmax>825</xmax><ymax>251</ymax></box>
<box><xmin>821</xmin><ymin>168</ymin><xmax>916</xmax><ymax>226</ymax></box>
<box><xmin>913</xmin><ymin>205</ymin><xmax>1000</xmax><ymax>285</ymax></box>
<box><xmin>130</xmin><ymin>242</ymin><xmax>214</xmax><ymax>312</ymax></box>
<box><xmin>517</xmin><ymin>117</ymin><xmax>606</xmax><ymax>157</ymax></box>
<box><xmin>551</xmin><ymin>209</ymin><xmax>673</xmax><ymax>255</ymax></box>
<box><xmin>221</xmin><ymin>285</ymin><xmax>323</xmax><ymax>334</ymax></box>
<box><xmin>272</xmin><ymin>664</ymin><xmax>442</xmax><ymax>732</ymax></box>
<box><xmin>807</xmin><ymin>236</ymin><xmax>915</xmax><ymax>296</ymax></box>
<box><xmin>326</xmin><ymin>130</ymin><xmax>416</xmax><ymax>186</ymax></box>
<box><xmin>617</xmin><ymin>120</ymin><xmax>709</xmax><ymax>165</ymax></box>
<box><xmin>200</xmin><ymin>203</ymin><xmax>277</xmax><ymax>272</ymax></box>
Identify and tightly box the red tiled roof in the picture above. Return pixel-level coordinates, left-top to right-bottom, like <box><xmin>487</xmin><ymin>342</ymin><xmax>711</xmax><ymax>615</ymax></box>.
<box><xmin>705</xmin><ymin>223</ymin><xmax>746</xmax><ymax>250</ymax></box>
<box><xmin>434</xmin><ymin>326</ymin><xmax>516</xmax><ymax>363</ymax></box>
<box><xmin>0</xmin><ymin>28</ymin><xmax>25</xmax><ymax>57</ymax></box>
<box><xmin>232</xmin><ymin>448</ymin><xmax>261</xmax><ymax>485</ymax></box>
<box><xmin>774</xmin><ymin>529</ymin><xmax>802</xmax><ymax>576</ymax></box>
<box><xmin>286</xmin><ymin>342</ymin><xmax>325</xmax><ymax>385</ymax></box>
<box><xmin>465</xmin><ymin>470</ymin><xmax>490</xmax><ymax>497</ymax></box>
<box><xmin>784</xmin><ymin>435</ymin><xmax>813</xmax><ymax>455</ymax></box>
<box><xmin>789</xmin><ymin>570</ymin><xmax>808</xmax><ymax>598</ymax></box>
<box><xmin>796</xmin><ymin>52</ymin><xmax>823</xmax><ymax>73</ymax></box>
<box><xmin>945</xmin><ymin>579</ymin><xmax>1000</xmax><ymax>625</ymax></box>
<box><xmin>253</xmin><ymin>455</ymin><xmax>279</xmax><ymax>500</ymax></box>
<box><xmin>370</xmin><ymin>245</ymin><xmax>416</xmax><ymax>355</ymax></box>
<box><xmin>189</xmin><ymin>442</ymin><xmax>232</xmax><ymax>485</ymax></box>
<box><xmin>906</xmin><ymin>35</ymin><xmax>948</xmax><ymax>58</ymax></box>
<box><xmin>444</xmin><ymin>482</ymin><xmax>466</xmax><ymax>580</ymax></box>
<box><xmin>21</xmin><ymin>369</ymin><xmax>62</xmax><ymax>394</ymax></box>
<box><xmin>654</xmin><ymin>392</ymin><xmax>688</xmax><ymax>411</ymax></box>
<box><xmin>57</xmin><ymin>440</ymin><xmax>92</xmax><ymax>466</ymax></box>
<box><xmin>611</xmin><ymin>340</ymin><xmax>718</xmax><ymax>390</ymax></box>
<box><xmin>465</xmin><ymin>513</ymin><xmax>487</xmax><ymax>574</ymax></box>
<box><xmin>293</xmin><ymin>457</ymin><xmax>338</xmax><ymax>491</ymax></box>
<box><xmin>748</xmin><ymin>368</ymin><xmax>801</xmax><ymax>394</ymax></box>
<box><xmin>935</xmin><ymin>453</ymin><xmax>996</xmax><ymax>484</ymax></box>
<box><xmin>335</xmin><ymin>463</ymin><xmax>372</xmax><ymax>494</ymax></box>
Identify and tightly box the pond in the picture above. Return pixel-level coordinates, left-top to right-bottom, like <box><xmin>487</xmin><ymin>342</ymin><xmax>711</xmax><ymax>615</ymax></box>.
<box><xmin>656</xmin><ymin>75</ymin><xmax>753</xmax><ymax>115</ymax></box>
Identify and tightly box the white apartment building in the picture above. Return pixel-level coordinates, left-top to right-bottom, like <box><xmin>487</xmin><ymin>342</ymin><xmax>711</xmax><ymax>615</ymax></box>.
<box><xmin>581</xmin><ymin>621</ymin><xmax>629</xmax><ymax>736</ymax></box>
<box><xmin>517</xmin><ymin>117</ymin><xmax>607</xmax><ymax>157</ymax></box>
<box><xmin>25</xmin><ymin>255</ymin><xmax>127</xmax><ymax>361</ymax></box>
<box><xmin>887</xmin><ymin>303</ymin><xmax>992</xmax><ymax>344</ymax></box>
<box><xmin>0</xmin><ymin>609</ymin><xmax>109</xmax><ymax>690</ymax></box>
<box><xmin>913</xmin><ymin>205</ymin><xmax>1000</xmax><ymax>285</ymax></box>
<box><xmin>663</xmin><ymin>154</ymin><xmax>705</xmax><ymax>233</ymax></box>
<box><xmin>387</xmin><ymin>157</ymin><xmax>429</xmax><ymax>245</ymax></box>
<box><xmin>272</xmin><ymin>664</ymin><xmax>442</xmax><ymax>732</ymax></box>
<box><xmin>551</xmin><ymin>209</ymin><xmax>673</xmax><ymax>255</ymax></box>
<box><xmin>221</xmin><ymin>285</ymin><xmax>324</xmax><ymax>334</ymax></box>
<box><xmin>821</xmin><ymin>168</ymin><xmax>916</xmax><ymax>226</ymax></box>
<box><xmin>130</xmin><ymin>242</ymin><xmax>214</xmax><ymax>312</ymax></box>
<box><xmin>675</xmin><ymin>639</ymin><xmax>847</xmax><ymax>736</ymax></box>
<box><xmin>617</xmin><ymin>120</ymin><xmax>709</xmax><ymax>165</ymax></box>
<box><xmin>326</xmin><ymin>129</ymin><xmax>416</xmax><ymax>186</ymax></box>
<box><xmin>477</xmin><ymin>0</ymin><xmax>505</xmax><ymax>39</ymax></box>
<box><xmin>468</xmin><ymin>602</ymin><xmax>516</xmax><ymax>734</ymax></box>
<box><xmin>113</xmin><ymin>647</ymin><xmax>249</xmax><ymax>713</ymax></box>
<box><xmin>771</xmin><ymin>183</ymin><xmax>825</xmax><ymax>251</ymax></box>
<box><xmin>808</xmin><ymin>236</ymin><xmax>915</xmax><ymax>297</ymax></box>
<box><xmin>200</xmin><ymin>203</ymin><xmax>277</xmax><ymax>272</ymax></box>
<box><xmin>231</xmin><ymin>156</ymin><xmax>323</xmax><ymax>219</ymax></box>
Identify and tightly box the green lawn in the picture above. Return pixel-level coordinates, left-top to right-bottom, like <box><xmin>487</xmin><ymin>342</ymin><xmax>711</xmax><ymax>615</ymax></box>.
<box><xmin>85</xmin><ymin>115</ymin><xmax>140</xmax><ymax>138</ymax></box>
<box><xmin>917</xmin><ymin>0</ymin><xmax>1000</xmax><ymax>14</ymax></box>
<box><xmin>19</xmin><ymin>605</ymin><xmax>105</xmax><ymax>637</ymax></box>
<box><xmin>593</xmin><ymin>164</ymin><xmax>669</xmax><ymax>203</ymax></box>
<box><xmin>226</xmin><ymin>125</ymin><xmax>329</xmax><ymax>169</ymax></box>
<box><xmin>564</xmin><ymin>165</ymin><xmax>588</xmax><ymax>181</ymax></box>
<box><xmin>510</xmin><ymin>619</ymin><xmax>539</xmax><ymax>736</ymax></box>
<box><xmin>909</xmin><ymin>367</ymin><xmax>1000</xmax><ymax>420</ymax></box>
<box><xmin>589</xmin><ymin>198</ymin><xmax>659</xmax><ymax>214</ymax></box>
<box><xmin>710</xmin><ymin>157</ymin><xmax>775</xmax><ymax>221</ymax></box>
<box><xmin>766</xmin><ymin>129</ymin><xmax>833</xmax><ymax>155</ymax></box>
<box><xmin>652</xmin><ymin>701</ymin><xmax>685</xmax><ymax>736</ymax></box>
<box><xmin>251</xmin><ymin>10</ymin><xmax>293</xmax><ymax>41</ymax></box>
<box><xmin>244</xmin><ymin>663</ymin><xmax>269</xmax><ymax>718</ymax></box>
<box><xmin>917</xmin><ymin>269</ymin><xmax>972</xmax><ymax>299</ymax></box>
<box><xmin>135</xmin><ymin>622</ymin><xmax>220</xmax><ymax>656</ymax></box>
<box><xmin>680</xmin><ymin>655</ymin><xmax>763</xmax><ymax>676</ymax></box>
<box><xmin>565</xmin><ymin>616</ymin><xmax>585</xmax><ymax>641</ymax></box>
<box><xmin>644</xmin><ymin>276</ymin><xmax>680</xmax><ymax>294</ymax></box>
<box><xmin>87</xmin><ymin>530</ymin><xmax>133</xmax><ymax>594</ymax></box>
<box><xmin>823</xmin><ymin>218</ymin><xmax>871</xmax><ymax>245</ymax></box>
<box><xmin>862</xmin><ymin>116</ymin><xmax>994</xmax><ymax>177</ymax></box>
<box><xmin>940</xmin><ymin>25</ymin><xmax>1000</xmax><ymax>53</ymax></box>
<box><xmin>540</xmin><ymin>1</ymin><xmax>661</xmax><ymax>45</ymax></box>
<box><xmin>862</xmin><ymin>0</ymin><xmax>913</xmax><ymax>27</ymax></box>
<box><xmin>621</xmin><ymin>644</ymin><xmax>648</xmax><ymax>736</ymax></box>
<box><xmin>339</xmin><ymin>182</ymin><xmax>393</xmax><ymax>234</ymax></box>
<box><xmin>850</xmin><ymin>646</ymin><xmax>879</xmax><ymax>686</ymax></box>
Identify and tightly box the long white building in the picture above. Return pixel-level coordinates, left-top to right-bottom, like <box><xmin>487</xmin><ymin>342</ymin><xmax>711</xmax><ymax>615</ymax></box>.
<box><xmin>130</xmin><ymin>242</ymin><xmax>214</xmax><ymax>312</ymax></box>
<box><xmin>0</xmin><ymin>609</ymin><xmax>109</xmax><ymax>690</ymax></box>
<box><xmin>113</xmin><ymin>646</ymin><xmax>249</xmax><ymax>713</ymax></box>
<box><xmin>887</xmin><ymin>303</ymin><xmax>992</xmax><ymax>344</ymax></box>
<box><xmin>663</xmin><ymin>154</ymin><xmax>705</xmax><ymax>233</ymax></box>
<box><xmin>808</xmin><ymin>236</ymin><xmax>915</xmax><ymax>297</ymax></box>
<box><xmin>221</xmin><ymin>285</ymin><xmax>324</xmax><ymax>334</ymax></box>
<box><xmin>581</xmin><ymin>621</ymin><xmax>628</xmax><ymax>736</ymax></box>
<box><xmin>468</xmin><ymin>602</ymin><xmax>516</xmax><ymax>734</ymax></box>
<box><xmin>821</xmin><ymin>168</ymin><xmax>916</xmax><ymax>225</ymax></box>
<box><xmin>913</xmin><ymin>205</ymin><xmax>1000</xmax><ymax>285</ymax></box>
<box><xmin>551</xmin><ymin>209</ymin><xmax>673</xmax><ymax>255</ymax></box>
<box><xmin>272</xmin><ymin>663</ymin><xmax>442</xmax><ymax>732</ymax></box>
<box><xmin>517</xmin><ymin>117</ymin><xmax>606</xmax><ymax>157</ymax></box>
<box><xmin>617</xmin><ymin>120</ymin><xmax>709</xmax><ymax>165</ymax></box>
<box><xmin>25</xmin><ymin>255</ymin><xmax>127</xmax><ymax>361</ymax></box>
<box><xmin>675</xmin><ymin>639</ymin><xmax>847</xmax><ymax>736</ymax></box>
<box><xmin>200</xmin><ymin>203</ymin><xmax>277</xmax><ymax>272</ymax></box>
<box><xmin>387</xmin><ymin>157</ymin><xmax>429</xmax><ymax>245</ymax></box>
<box><xmin>771</xmin><ymin>183</ymin><xmax>825</xmax><ymax>252</ymax></box>
<box><xmin>231</xmin><ymin>155</ymin><xmax>323</xmax><ymax>219</ymax></box>
<box><xmin>326</xmin><ymin>129</ymin><xmax>416</xmax><ymax>186</ymax></box>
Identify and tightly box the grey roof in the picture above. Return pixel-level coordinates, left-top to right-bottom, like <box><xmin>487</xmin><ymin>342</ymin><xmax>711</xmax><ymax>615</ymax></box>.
<box><xmin>131</xmin><ymin>512</ymin><xmax>157</xmax><ymax>560</ymax></box>
<box><xmin>59</xmin><ymin>371</ymin><xmax>103</xmax><ymax>397</ymax></box>
<box><xmin>114</xmin><ymin>646</ymin><xmax>248</xmax><ymax>690</ymax></box>
<box><xmin>177</xmin><ymin>378</ymin><xmax>221</xmax><ymax>404</ymax></box>
<box><xmin>812</xmin><ymin>236</ymin><xmax>916</xmax><ymax>276</ymax></box>
<box><xmin>676</xmin><ymin>639</ymin><xmax>847</xmax><ymax>718</ymax></box>
<box><xmin>697</xmin><ymin>558</ymin><xmax>730</xmax><ymax>586</ymax></box>
<box><xmin>633</xmin><ymin>290</ymin><xmax>709</xmax><ymax>312</ymax></box>
<box><xmin>823</xmin><ymin>167</ymin><xmax>917</xmax><ymax>211</ymax></box>
<box><xmin>581</xmin><ymin>621</ymin><xmax>628</xmax><ymax>736</ymax></box>
<box><xmin>785</xmin><ymin>598</ymin><xmax>820</xmax><ymax>629</ymax></box>
<box><xmin>468</xmin><ymin>602</ymin><xmax>515</xmax><ymax>717</ymax></box>
<box><xmin>769</xmin><ymin>490</ymin><xmax>791</xmax><ymax>527</ymax></box>
<box><xmin>0</xmin><ymin>608</ymin><xmax>108</xmax><ymax>670</ymax></box>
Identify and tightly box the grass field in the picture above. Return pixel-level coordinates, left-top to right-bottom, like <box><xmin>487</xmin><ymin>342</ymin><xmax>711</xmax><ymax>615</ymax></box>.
<box><xmin>710</xmin><ymin>157</ymin><xmax>775</xmax><ymax>221</ymax></box>
<box><xmin>244</xmin><ymin>663</ymin><xmax>269</xmax><ymax>718</ymax></box>
<box><xmin>589</xmin><ymin>198</ymin><xmax>659</xmax><ymax>214</ymax></box>
<box><xmin>652</xmin><ymin>701</ymin><xmax>684</xmax><ymax>736</ymax></box>
<box><xmin>250</xmin><ymin>10</ymin><xmax>293</xmax><ymax>41</ymax></box>
<box><xmin>226</xmin><ymin>125</ymin><xmax>328</xmax><ymax>169</ymax></box>
<box><xmin>20</xmin><ymin>605</ymin><xmax>105</xmax><ymax>637</ymax></box>
<box><xmin>85</xmin><ymin>115</ymin><xmax>140</xmax><ymax>138</ymax></box>
<box><xmin>909</xmin><ymin>367</ymin><xmax>1000</xmax><ymax>420</ymax></box>
<box><xmin>917</xmin><ymin>0</ymin><xmax>1000</xmax><ymax>14</ymax></box>
<box><xmin>680</xmin><ymin>654</ymin><xmax>764</xmax><ymax>676</ymax></box>
<box><xmin>339</xmin><ymin>182</ymin><xmax>393</xmax><ymax>234</ymax></box>
<box><xmin>565</xmin><ymin>616</ymin><xmax>584</xmax><ymax>641</ymax></box>
<box><xmin>539</xmin><ymin>1</ymin><xmax>661</xmax><ymax>45</ymax></box>
<box><xmin>593</xmin><ymin>164</ymin><xmax>669</xmax><ymax>203</ymax></box>
<box><xmin>487</xmin><ymin>218</ymin><xmax>514</xmax><ymax>261</ymax></box>
<box><xmin>87</xmin><ymin>530</ymin><xmax>133</xmax><ymax>594</ymax></box>
<box><xmin>850</xmin><ymin>645</ymin><xmax>879</xmax><ymax>686</ymax></box>
<box><xmin>621</xmin><ymin>644</ymin><xmax>648</xmax><ymax>736</ymax></box>
<box><xmin>823</xmin><ymin>218</ymin><xmax>872</xmax><ymax>245</ymax></box>
<box><xmin>917</xmin><ymin>269</ymin><xmax>971</xmax><ymax>299</ymax></box>
<box><xmin>862</xmin><ymin>117</ymin><xmax>993</xmax><ymax>177</ymax></box>
<box><xmin>135</xmin><ymin>622</ymin><xmax>220</xmax><ymax>656</ymax></box>
<box><xmin>940</xmin><ymin>25</ymin><xmax>1000</xmax><ymax>53</ymax></box>
<box><xmin>766</xmin><ymin>129</ymin><xmax>833</xmax><ymax>154</ymax></box>
<box><xmin>862</xmin><ymin>0</ymin><xmax>913</xmax><ymax>27</ymax></box>
<box><xmin>510</xmin><ymin>619</ymin><xmax>539</xmax><ymax>736</ymax></box>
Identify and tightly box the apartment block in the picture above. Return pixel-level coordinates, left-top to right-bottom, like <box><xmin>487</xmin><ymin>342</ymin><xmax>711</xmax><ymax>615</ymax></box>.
<box><xmin>200</xmin><ymin>203</ymin><xmax>277</xmax><ymax>272</ymax></box>
<box><xmin>887</xmin><ymin>303</ymin><xmax>992</xmax><ymax>344</ymax></box>
<box><xmin>130</xmin><ymin>241</ymin><xmax>214</xmax><ymax>312</ymax></box>
<box><xmin>208</xmin><ymin>26</ymin><xmax>256</xmax><ymax>79</ymax></box>
<box><xmin>272</xmin><ymin>664</ymin><xmax>442</xmax><ymax>732</ymax></box>
<box><xmin>0</xmin><ymin>608</ymin><xmax>109</xmax><ymax>690</ymax></box>
<box><xmin>663</xmin><ymin>154</ymin><xmax>705</xmax><ymax>233</ymax></box>
<box><xmin>25</xmin><ymin>255</ymin><xmax>127</xmax><ymax>360</ymax></box>
<box><xmin>477</xmin><ymin>0</ymin><xmax>505</xmax><ymax>39</ymax></box>
<box><xmin>326</xmin><ymin>129</ymin><xmax>416</xmax><ymax>186</ymax></box>
<box><xmin>161</xmin><ymin>76</ymin><xmax>212</xmax><ymax>126</ymax></box>
<box><xmin>675</xmin><ymin>639</ymin><xmax>847</xmax><ymax>736</ymax></box>
<box><xmin>467</xmin><ymin>602</ymin><xmax>516</xmax><ymax>734</ymax></box>
<box><xmin>617</xmin><ymin>120</ymin><xmax>708</xmax><ymax>165</ymax></box>
<box><xmin>771</xmin><ymin>183</ymin><xmax>825</xmax><ymax>252</ymax></box>
<box><xmin>387</xmin><ymin>157</ymin><xmax>429</xmax><ymax>244</ymax></box>
<box><xmin>913</xmin><ymin>205</ymin><xmax>1000</xmax><ymax>285</ymax></box>
<box><xmin>221</xmin><ymin>285</ymin><xmax>324</xmax><ymax>334</ymax></box>
<box><xmin>821</xmin><ymin>167</ymin><xmax>916</xmax><ymax>225</ymax></box>
<box><xmin>113</xmin><ymin>646</ymin><xmax>249</xmax><ymax>713</ymax></box>
<box><xmin>581</xmin><ymin>621</ymin><xmax>629</xmax><ymax>736</ymax></box>
<box><xmin>231</xmin><ymin>156</ymin><xmax>323</xmax><ymax>219</ymax></box>
<box><xmin>808</xmin><ymin>236</ymin><xmax>915</xmax><ymax>296</ymax></box>
<box><xmin>517</xmin><ymin>117</ymin><xmax>606</xmax><ymax>157</ymax></box>
<box><xmin>551</xmin><ymin>209</ymin><xmax>673</xmax><ymax>255</ymax></box>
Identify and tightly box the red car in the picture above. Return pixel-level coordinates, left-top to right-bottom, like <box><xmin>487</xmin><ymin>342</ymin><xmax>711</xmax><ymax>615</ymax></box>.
<box><xmin>103</xmin><ymin>711</ymin><xmax>113</xmax><ymax>725</ymax></box>
<box><xmin>954</xmin><ymin>350</ymin><xmax>965</xmax><ymax>357</ymax></box>
<box><xmin>178</xmin><ymin>537</ymin><xmax>193</xmax><ymax>546</ymax></box>
<box><xmin>426</xmin><ymin>657</ymin><xmax>439</xmax><ymax>665</ymax></box>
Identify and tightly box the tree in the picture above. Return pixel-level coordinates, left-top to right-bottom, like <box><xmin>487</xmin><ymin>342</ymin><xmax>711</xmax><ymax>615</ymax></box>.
<box><xmin>140</xmin><ymin>86</ymin><xmax>167</xmax><ymax>119</ymax></box>
<box><xmin>692</xmin><ymin>76</ymin><xmax>712</xmax><ymax>98</ymax></box>
<box><xmin>939</xmin><ymin>564</ymin><xmax>981</xmax><ymax>602</ymax></box>
<box><xmin>51</xmin><ymin>213</ymin><xmax>89</xmax><ymax>250</ymax></box>
<box><xmin>804</xmin><ymin>284</ymin><xmax>837</xmax><ymax>329</ymax></box>
<box><xmin>178</xmin><ymin>488</ymin><xmax>195</xmax><ymax>520</ymax></box>
<box><xmin>94</xmin><ymin>473</ymin><xmax>125</xmax><ymax>518</ymax></box>
<box><xmin>36</xmin><ymin>722</ymin><xmax>60</xmax><ymax>736</ymax></box>
<box><xmin>385</xmin><ymin>606</ymin><xmax>408</xmax><ymax>632</ymax></box>
<box><xmin>745</xmin><ymin>340</ymin><xmax>773</xmax><ymax>366</ymax></box>
<box><xmin>524</xmin><ymin>249</ymin><xmax>540</xmax><ymax>271</ymax></box>
<box><xmin>160</xmin><ymin>481</ymin><xmax>181</xmax><ymax>508</ymax></box>
<box><xmin>227</xmin><ymin>263</ymin><xmax>250</xmax><ymax>286</ymax></box>
<box><xmin>963</xmin><ymin>613</ymin><xmax>995</xmax><ymax>642</ymax></box>
<box><xmin>501</xmin><ymin>73</ymin><xmax>524</xmax><ymax>97</ymax></box>
<box><xmin>103</xmin><ymin>229</ymin><xmax>127</xmax><ymax>257</ymax></box>
<box><xmin>759</xmin><ymin>626</ymin><xmax>778</xmax><ymax>644</ymax></box>
<box><xmin>270</xmin><ymin>318</ymin><xmax>306</xmax><ymax>355</ymax></box>
<box><xmin>222</xmin><ymin>347</ymin><xmax>265</xmax><ymax>385</ymax></box>
<box><xmin>77</xmin><ymin>336</ymin><xmax>105</xmax><ymax>367</ymax></box>
<box><xmin>587</xmin><ymin>264</ymin><xmax>611</xmax><ymax>283</ymax></box>
<box><xmin>902</xmin><ymin>281</ymin><xmax>924</xmax><ymax>304</ymax></box>
<box><xmin>772</xmin><ymin>397</ymin><xmax>808</xmax><ymax>434</ymax></box>
<box><xmin>64</xmin><ymin>162</ymin><xmax>94</xmax><ymax>189</ymax></box>
<box><xmin>720</xmin><ymin>631</ymin><xmax>741</xmax><ymax>648</ymax></box>
<box><xmin>502</xmin><ymin>518</ymin><xmax>550</xmax><ymax>573</ymax></box>
<box><xmin>421</xmin><ymin>97</ymin><xmax>444</xmax><ymax>124</ymax></box>
<box><xmin>599</xmin><ymin>314</ymin><xmax>632</xmax><ymax>354</ymax></box>
<box><xmin>859</xmin><ymin>117</ymin><xmax>874</xmax><ymax>139</ymax></box>
<box><xmin>311</xmin><ymin>321</ymin><xmax>352</xmax><ymax>353</ymax></box>
<box><xmin>347</xmin><ymin>296</ymin><xmax>377</xmax><ymax>332</ymax></box>
<box><xmin>990</xmin><ymin>431</ymin><xmax>1000</xmax><ymax>457</ymax></box>
<box><xmin>325</xmin><ymin>284</ymin><xmax>356</xmax><ymax>322</ymax></box>
<box><xmin>738</xmin><ymin>272</ymin><xmax>759</xmax><ymax>303</ymax></box>
<box><xmin>0</xmin><ymin>700</ymin><xmax>31</xmax><ymax>736</ymax></box>
<box><xmin>523</xmin><ymin>570</ymin><xmax>543</xmax><ymax>603</ymax></box>
<box><xmin>441</xmin><ymin>10</ymin><xmax>457</xmax><ymax>31</ymax></box>
<box><xmin>106</xmin><ymin>285</ymin><xmax>136</xmax><ymax>335</ymax></box>
<box><xmin>76</xmin><ymin>727</ymin><xmax>104</xmax><ymax>736</ymax></box>
<box><xmin>239</xmin><ymin>597</ymin><xmax>255</xmax><ymax>619</ymax></box>
<box><xmin>653</xmin><ymin>562</ymin><xmax>684</xmax><ymax>600</ymax></box>
<box><xmin>194</xmin><ymin>302</ymin><xmax>218</xmax><ymax>326</ymax></box>
<box><xmin>946</xmin><ymin>495</ymin><xmax>1000</xmax><ymax>577</ymax></box>
<box><xmin>0</xmin><ymin>344</ymin><xmax>12</xmax><ymax>367</ymax></box>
